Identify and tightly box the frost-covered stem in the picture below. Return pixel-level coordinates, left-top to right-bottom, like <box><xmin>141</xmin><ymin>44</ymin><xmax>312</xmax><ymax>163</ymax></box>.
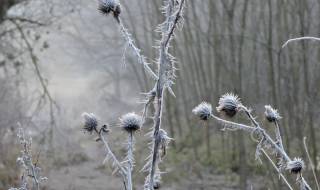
<box><xmin>274</xmin><ymin>121</ymin><xmax>284</xmax><ymax>150</ymax></box>
<box><xmin>261</xmin><ymin>149</ymin><xmax>293</xmax><ymax>190</ymax></box>
<box><xmin>118</xmin><ymin>18</ymin><xmax>158</xmax><ymax>80</ymax></box>
<box><xmin>147</xmin><ymin>1</ymin><xmax>185</xmax><ymax>189</ymax></box>
<box><xmin>239</xmin><ymin>105</ymin><xmax>259</xmax><ymax>127</ymax></box>
<box><xmin>99</xmin><ymin>131</ymin><xmax>127</xmax><ymax>182</ymax></box>
<box><xmin>210</xmin><ymin>113</ymin><xmax>290</xmax><ymax>162</ymax></box>
<box><xmin>211</xmin><ymin>107</ymin><xmax>313</xmax><ymax>189</ymax></box>
<box><xmin>127</xmin><ymin>132</ymin><xmax>134</xmax><ymax>190</ymax></box>
<box><xmin>10</xmin><ymin>128</ymin><xmax>47</xmax><ymax>190</ymax></box>
<box><xmin>149</xmin><ymin>88</ymin><xmax>164</xmax><ymax>190</ymax></box>
<box><xmin>238</xmin><ymin>106</ymin><xmax>291</xmax><ymax>161</ymax></box>
<box><xmin>210</xmin><ymin>113</ymin><xmax>255</xmax><ymax>132</ymax></box>
<box><xmin>21</xmin><ymin>134</ymin><xmax>40</xmax><ymax>190</ymax></box>
<box><xmin>298</xmin><ymin>173</ymin><xmax>312</xmax><ymax>190</ymax></box>
<box><xmin>21</xmin><ymin>143</ymin><xmax>40</xmax><ymax>190</ymax></box>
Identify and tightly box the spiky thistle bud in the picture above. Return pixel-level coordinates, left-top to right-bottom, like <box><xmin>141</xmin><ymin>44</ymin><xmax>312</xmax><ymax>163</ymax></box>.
<box><xmin>82</xmin><ymin>112</ymin><xmax>98</xmax><ymax>134</ymax></box>
<box><xmin>98</xmin><ymin>0</ymin><xmax>121</xmax><ymax>23</ymax></box>
<box><xmin>264</xmin><ymin>105</ymin><xmax>281</xmax><ymax>122</ymax></box>
<box><xmin>286</xmin><ymin>157</ymin><xmax>305</xmax><ymax>174</ymax></box>
<box><xmin>119</xmin><ymin>112</ymin><xmax>142</xmax><ymax>133</ymax></box>
<box><xmin>216</xmin><ymin>93</ymin><xmax>241</xmax><ymax>117</ymax></box>
<box><xmin>192</xmin><ymin>102</ymin><xmax>212</xmax><ymax>121</ymax></box>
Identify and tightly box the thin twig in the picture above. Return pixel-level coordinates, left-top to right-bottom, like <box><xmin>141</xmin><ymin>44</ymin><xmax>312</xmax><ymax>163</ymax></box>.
<box><xmin>304</xmin><ymin>137</ymin><xmax>320</xmax><ymax>190</ymax></box>
<box><xmin>261</xmin><ymin>149</ymin><xmax>294</xmax><ymax>190</ymax></box>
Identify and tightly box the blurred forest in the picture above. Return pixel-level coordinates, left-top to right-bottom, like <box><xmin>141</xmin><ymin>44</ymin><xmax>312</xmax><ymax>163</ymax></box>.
<box><xmin>1</xmin><ymin>0</ymin><xmax>320</xmax><ymax>189</ymax></box>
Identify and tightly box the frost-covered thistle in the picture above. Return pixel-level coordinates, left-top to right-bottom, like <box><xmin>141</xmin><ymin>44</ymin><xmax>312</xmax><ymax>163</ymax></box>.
<box><xmin>98</xmin><ymin>0</ymin><xmax>121</xmax><ymax>22</ymax></box>
<box><xmin>195</xmin><ymin>94</ymin><xmax>312</xmax><ymax>188</ymax></box>
<box><xmin>192</xmin><ymin>102</ymin><xmax>212</xmax><ymax>121</ymax></box>
<box><xmin>120</xmin><ymin>112</ymin><xmax>142</xmax><ymax>133</ymax></box>
<box><xmin>82</xmin><ymin>112</ymin><xmax>98</xmax><ymax>134</ymax></box>
<box><xmin>287</xmin><ymin>157</ymin><xmax>305</xmax><ymax>174</ymax></box>
<box><xmin>264</xmin><ymin>105</ymin><xmax>282</xmax><ymax>122</ymax></box>
<box><xmin>216</xmin><ymin>93</ymin><xmax>241</xmax><ymax>117</ymax></box>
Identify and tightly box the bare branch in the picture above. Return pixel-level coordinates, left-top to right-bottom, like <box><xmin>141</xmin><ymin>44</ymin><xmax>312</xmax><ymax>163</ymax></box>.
<box><xmin>282</xmin><ymin>37</ymin><xmax>320</xmax><ymax>49</ymax></box>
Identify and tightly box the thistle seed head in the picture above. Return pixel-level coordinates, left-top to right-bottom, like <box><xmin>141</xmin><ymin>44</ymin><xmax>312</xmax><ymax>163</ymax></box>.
<box><xmin>264</xmin><ymin>105</ymin><xmax>281</xmax><ymax>122</ymax></box>
<box><xmin>82</xmin><ymin>112</ymin><xmax>98</xmax><ymax>133</ymax></box>
<box><xmin>119</xmin><ymin>112</ymin><xmax>142</xmax><ymax>133</ymax></box>
<box><xmin>216</xmin><ymin>93</ymin><xmax>241</xmax><ymax>117</ymax></box>
<box><xmin>98</xmin><ymin>0</ymin><xmax>121</xmax><ymax>22</ymax></box>
<box><xmin>192</xmin><ymin>102</ymin><xmax>212</xmax><ymax>120</ymax></box>
<box><xmin>286</xmin><ymin>157</ymin><xmax>305</xmax><ymax>174</ymax></box>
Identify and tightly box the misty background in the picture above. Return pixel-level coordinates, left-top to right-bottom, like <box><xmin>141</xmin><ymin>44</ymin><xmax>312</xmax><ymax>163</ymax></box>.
<box><xmin>1</xmin><ymin>0</ymin><xmax>320</xmax><ymax>189</ymax></box>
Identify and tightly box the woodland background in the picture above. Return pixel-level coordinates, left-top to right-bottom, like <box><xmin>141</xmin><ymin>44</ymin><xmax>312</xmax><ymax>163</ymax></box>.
<box><xmin>1</xmin><ymin>0</ymin><xmax>320</xmax><ymax>189</ymax></box>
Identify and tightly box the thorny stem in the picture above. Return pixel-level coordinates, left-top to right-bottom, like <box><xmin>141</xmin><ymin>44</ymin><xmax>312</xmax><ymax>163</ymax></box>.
<box><xmin>127</xmin><ymin>132</ymin><xmax>134</xmax><ymax>190</ymax></box>
<box><xmin>149</xmin><ymin>88</ymin><xmax>164</xmax><ymax>189</ymax></box>
<box><xmin>147</xmin><ymin>1</ymin><xmax>185</xmax><ymax>189</ymax></box>
<box><xmin>99</xmin><ymin>131</ymin><xmax>127</xmax><ymax>183</ymax></box>
<box><xmin>118</xmin><ymin>18</ymin><xmax>158</xmax><ymax>80</ymax></box>
<box><xmin>274</xmin><ymin>121</ymin><xmax>284</xmax><ymax>150</ymax></box>
<box><xmin>261</xmin><ymin>149</ymin><xmax>293</xmax><ymax>190</ymax></box>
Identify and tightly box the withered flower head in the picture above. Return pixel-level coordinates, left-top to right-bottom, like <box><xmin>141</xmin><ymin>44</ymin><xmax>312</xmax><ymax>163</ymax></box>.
<box><xmin>119</xmin><ymin>112</ymin><xmax>142</xmax><ymax>133</ymax></box>
<box><xmin>264</xmin><ymin>105</ymin><xmax>282</xmax><ymax>122</ymax></box>
<box><xmin>286</xmin><ymin>157</ymin><xmax>305</xmax><ymax>174</ymax></box>
<box><xmin>192</xmin><ymin>102</ymin><xmax>212</xmax><ymax>121</ymax></box>
<box><xmin>98</xmin><ymin>0</ymin><xmax>121</xmax><ymax>22</ymax></box>
<box><xmin>82</xmin><ymin>112</ymin><xmax>98</xmax><ymax>133</ymax></box>
<box><xmin>216</xmin><ymin>93</ymin><xmax>241</xmax><ymax>117</ymax></box>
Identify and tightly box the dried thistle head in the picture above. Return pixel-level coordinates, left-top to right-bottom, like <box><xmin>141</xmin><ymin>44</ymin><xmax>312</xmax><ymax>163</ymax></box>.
<box><xmin>264</xmin><ymin>105</ymin><xmax>281</xmax><ymax>122</ymax></box>
<box><xmin>192</xmin><ymin>102</ymin><xmax>212</xmax><ymax>121</ymax></box>
<box><xmin>98</xmin><ymin>0</ymin><xmax>121</xmax><ymax>22</ymax></box>
<box><xmin>82</xmin><ymin>112</ymin><xmax>98</xmax><ymax>134</ymax></box>
<box><xmin>216</xmin><ymin>93</ymin><xmax>241</xmax><ymax>117</ymax></box>
<box><xmin>119</xmin><ymin>112</ymin><xmax>142</xmax><ymax>133</ymax></box>
<box><xmin>286</xmin><ymin>157</ymin><xmax>305</xmax><ymax>174</ymax></box>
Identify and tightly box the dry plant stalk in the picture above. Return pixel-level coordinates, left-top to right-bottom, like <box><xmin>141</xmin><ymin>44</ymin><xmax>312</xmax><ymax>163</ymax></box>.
<box><xmin>82</xmin><ymin>1</ymin><xmax>186</xmax><ymax>189</ymax></box>
<box><xmin>9</xmin><ymin>126</ymin><xmax>47</xmax><ymax>190</ymax></box>
<box><xmin>193</xmin><ymin>93</ymin><xmax>312</xmax><ymax>190</ymax></box>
